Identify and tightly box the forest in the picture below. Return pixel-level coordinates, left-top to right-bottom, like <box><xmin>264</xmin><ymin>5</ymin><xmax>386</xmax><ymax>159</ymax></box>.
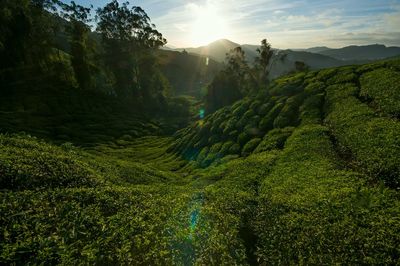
<box><xmin>0</xmin><ymin>0</ymin><xmax>399</xmax><ymax>265</ymax></box>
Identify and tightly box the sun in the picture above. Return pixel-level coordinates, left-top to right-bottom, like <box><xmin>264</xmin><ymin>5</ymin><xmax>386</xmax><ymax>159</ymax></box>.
<box><xmin>190</xmin><ymin>3</ymin><xmax>229</xmax><ymax>46</ymax></box>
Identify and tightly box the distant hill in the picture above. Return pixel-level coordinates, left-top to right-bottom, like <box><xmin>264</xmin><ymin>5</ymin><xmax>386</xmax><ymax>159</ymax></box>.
<box><xmin>317</xmin><ymin>44</ymin><xmax>400</xmax><ymax>61</ymax></box>
<box><xmin>175</xmin><ymin>40</ymin><xmax>400</xmax><ymax>81</ymax></box>
<box><xmin>181</xmin><ymin>39</ymin><xmax>242</xmax><ymax>62</ymax></box>
<box><xmin>295</xmin><ymin>46</ymin><xmax>332</xmax><ymax>53</ymax></box>
<box><xmin>268</xmin><ymin>50</ymin><xmax>351</xmax><ymax>79</ymax></box>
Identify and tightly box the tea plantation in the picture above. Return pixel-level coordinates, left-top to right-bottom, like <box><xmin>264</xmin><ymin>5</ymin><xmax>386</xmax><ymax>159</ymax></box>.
<box><xmin>1</xmin><ymin>59</ymin><xmax>400</xmax><ymax>264</ymax></box>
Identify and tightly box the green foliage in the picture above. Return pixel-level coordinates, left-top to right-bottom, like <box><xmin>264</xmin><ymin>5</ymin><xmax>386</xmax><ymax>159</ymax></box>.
<box><xmin>326</xmin><ymin>67</ymin><xmax>358</xmax><ymax>85</ymax></box>
<box><xmin>3</xmin><ymin>59</ymin><xmax>400</xmax><ymax>265</ymax></box>
<box><xmin>0</xmin><ymin>186</ymin><xmax>194</xmax><ymax>265</ymax></box>
<box><xmin>241</xmin><ymin>138</ymin><xmax>261</xmax><ymax>156</ymax></box>
<box><xmin>255</xmin><ymin>125</ymin><xmax>400</xmax><ymax>265</ymax></box>
<box><xmin>229</xmin><ymin>143</ymin><xmax>241</xmax><ymax>155</ymax></box>
<box><xmin>219</xmin><ymin>141</ymin><xmax>234</xmax><ymax>155</ymax></box>
<box><xmin>269</xmin><ymin>72</ymin><xmax>305</xmax><ymax>96</ymax></box>
<box><xmin>273</xmin><ymin>94</ymin><xmax>304</xmax><ymax>128</ymax></box>
<box><xmin>254</xmin><ymin>38</ymin><xmax>274</xmax><ymax>86</ymax></box>
<box><xmin>257</xmin><ymin>101</ymin><xmax>274</xmax><ymax>115</ymax></box>
<box><xmin>237</xmin><ymin>132</ymin><xmax>251</xmax><ymax>146</ymax></box>
<box><xmin>259</xmin><ymin>102</ymin><xmax>284</xmax><ymax>130</ymax></box>
<box><xmin>0</xmin><ymin>134</ymin><xmax>99</xmax><ymax>190</ymax></box>
<box><xmin>96</xmin><ymin>0</ymin><xmax>166</xmax><ymax>98</ymax></box>
<box><xmin>0</xmin><ymin>0</ymin><xmax>188</xmax><ymax>143</ymax></box>
<box><xmin>254</xmin><ymin>127</ymin><xmax>294</xmax><ymax>153</ymax></box>
<box><xmin>60</xmin><ymin>1</ymin><xmax>96</xmax><ymax>90</ymax></box>
<box><xmin>205</xmin><ymin>69</ymin><xmax>243</xmax><ymax>113</ymax></box>
<box><xmin>299</xmin><ymin>93</ymin><xmax>324</xmax><ymax>125</ymax></box>
<box><xmin>360</xmin><ymin>68</ymin><xmax>400</xmax><ymax>116</ymax></box>
<box><xmin>304</xmin><ymin>81</ymin><xmax>325</xmax><ymax>94</ymax></box>
<box><xmin>324</xmin><ymin>83</ymin><xmax>400</xmax><ymax>187</ymax></box>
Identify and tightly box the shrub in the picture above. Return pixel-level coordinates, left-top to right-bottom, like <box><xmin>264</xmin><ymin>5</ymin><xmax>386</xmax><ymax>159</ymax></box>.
<box><xmin>273</xmin><ymin>94</ymin><xmax>304</xmax><ymax>128</ymax></box>
<box><xmin>304</xmin><ymin>81</ymin><xmax>325</xmax><ymax>95</ymax></box>
<box><xmin>255</xmin><ymin>125</ymin><xmax>400</xmax><ymax>265</ymax></box>
<box><xmin>257</xmin><ymin>101</ymin><xmax>275</xmax><ymax>116</ymax></box>
<box><xmin>0</xmin><ymin>135</ymin><xmax>99</xmax><ymax>190</ymax></box>
<box><xmin>232</xmin><ymin>101</ymin><xmax>250</xmax><ymax>117</ymax></box>
<box><xmin>250</xmin><ymin>100</ymin><xmax>262</xmax><ymax>112</ymax></box>
<box><xmin>220</xmin><ymin>141</ymin><xmax>235</xmax><ymax>155</ymax></box>
<box><xmin>269</xmin><ymin>73</ymin><xmax>305</xmax><ymax>96</ymax></box>
<box><xmin>222</xmin><ymin>117</ymin><xmax>238</xmax><ymax>135</ymax></box>
<box><xmin>315</xmin><ymin>68</ymin><xmax>337</xmax><ymax>81</ymax></box>
<box><xmin>228</xmin><ymin>143</ymin><xmax>241</xmax><ymax>155</ymax></box>
<box><xmin>210</xmin><ymin>142</ymin><xmax>223</xmax><ymax>154</ymax></box>
<box><xmin>299</xmin><ymin>93</ymin><xmax>324</xmax><ymax>125</ymax></box>
<box><xmin>254</xmin><ymin>127</ymin><xmax>294</xmax><ymax>153</ymax></box>
<box><xmin>196</xmin><ymin>147</ymin><xmax>209</xmax><ymax>165</ymax></box>
<box><xmin>324</xmin><ymin>84</ymin><xmax>400</xmax><ymax>187</ymax></box>
<box><xmin>237</xmin><ymin>132</ymin><xmax>251</xmax><ymax>146</ymax></box>
<box><xmin>326</xmin><ymin>67</ymin><xmax>357</xmax><ymax>85</ymax></box>
<box><xmin>208</xmin><ymin>135</ymin><xmax>221</xmax><ymax>145</ymax></box>
<box><xmin>241</xmin><ymin>138</ymin><xmax>261</xmax><ymax>156</ymax></box>
<box><xmin>360</xmin><ymin>68</ymin><xmax>400</xmax><ymax>116</ymax></box>
<box><xmin>0</xmin><ymin>186</ymin><xmax>194</xmax><ymax>265</ymax></box>
<box><xmin>259</xmin><ymin>103</ymin><xmax>284</xmax><ymax>131</ymax></box>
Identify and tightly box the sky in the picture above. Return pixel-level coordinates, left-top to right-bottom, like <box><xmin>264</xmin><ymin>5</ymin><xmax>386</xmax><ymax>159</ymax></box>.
<box><xmin>64</xmin><ymin>0</ymin><xmax>400</xmax><ymax>49</ymax></box>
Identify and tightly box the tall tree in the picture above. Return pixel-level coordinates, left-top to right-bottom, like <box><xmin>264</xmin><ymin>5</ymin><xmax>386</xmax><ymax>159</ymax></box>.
<box><xmin>254</xmin><ymin>39</ymin><xmax>273</xmax><ymax>86</ymax></box>
<box><xmin>0</xmin><ymin>0</ymin><xmax>63</xmax><ymax>88</ymax></box>
<box><xmin>225</xmin><ymin>47</ymin><xmax>248</xmax><ymax>80</ymax></box>
<box><xmin>96</xmin><ymin>0</ymin><xmax>166</xmax><ymax>98</ymax></box>
<box><xmin>60</xmin><ymin>1</ymin><xmax>95</xmax><ymax>90</ymax></box>
<box><xmin>205</xmin><ymin>47</ymin><xmax>251</xmax><ymax>112</ymax></box>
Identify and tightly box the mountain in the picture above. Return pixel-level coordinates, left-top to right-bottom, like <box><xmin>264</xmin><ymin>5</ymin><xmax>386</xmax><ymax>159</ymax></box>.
<box><xmin>175</xmin><ymin>40</ymin><xmax>400</xmax><ymax>82</ymax></box>
<box><xmin>317</xmin><ymin>44</ymin><xmax>400</xmax><ymax>61</ymax></box>
<box><xmin>295</xmin><ymin>46</ymin><xmax>332</xmax><ymax>53</ymax></box>
<box><xmin>181</xmin><ymin>39</ymin><xmax>242</xmax><ymax>62</ymax></box>
<box><xmin>268</xmin><ymin>49</ymin><xmax>349</xmax><ymax>79</ymax></box>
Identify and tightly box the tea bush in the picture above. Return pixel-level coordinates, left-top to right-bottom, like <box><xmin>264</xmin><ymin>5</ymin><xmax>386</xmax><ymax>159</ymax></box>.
<box><xmin>360</xmin><ymin>68</ymin><xmax>400</xmax><ymax>116</ymax></box>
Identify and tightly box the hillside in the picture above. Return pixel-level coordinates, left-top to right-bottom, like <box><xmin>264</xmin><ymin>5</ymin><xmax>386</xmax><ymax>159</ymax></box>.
<box><xmin>296</xmin><ymin>46</ymin><xmax>331</xmax><ymax>53</ymax></box>
<box><xmin>268</xmin><ymin>49</ymin><xmax>348</xmax><ymax>79</ymax></box>
<box><xmin>1</xmin><ymin>59</ymin><xmax>399</xmax><ymax>264</ymax></box>
<box><xmin>318</xmin><ymin>44</ymin><xmax>400</xmax><ymax>61</ymax></box>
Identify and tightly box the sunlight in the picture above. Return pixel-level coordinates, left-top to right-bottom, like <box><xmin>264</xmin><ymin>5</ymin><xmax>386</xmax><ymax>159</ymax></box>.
<box><xmin>189</xmin><ymin>3</ymin><xmax>229</xmax><ymax>46</ymax></box>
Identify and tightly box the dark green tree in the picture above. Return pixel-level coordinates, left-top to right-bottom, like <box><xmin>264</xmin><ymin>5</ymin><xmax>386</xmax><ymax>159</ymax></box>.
<box><xmin>60</xmin><ymin>1</ymin><xmax>96</xmax><ymax>90</ymax></box>
<box><xmin>254</xmin><ymin>39</ymin><xmax>273</xmax><ymax>86</ymax></box>
<box><xmin>96</xmin><ymin>0</ymin><xmax>166</xmax><ymax>99</ymax></box>
<box><xmin>205</xmin><ymin>47</ymin><xmax>251</xmax><ymax>113</ymax></box>
<box><xmin>294</xmin><ymin>61</ymin><xmax>309</xmax><ymax>72</ymax></box>
<box><xmin>225</xmin><ymin>47</ymin><xmax>248</xmax><ymax>80</ymax></box>
<box><xmin>0</xmin><ymin>0</ymin><xmax>64</xmax><ymax>87</ymax></box>
<box><xmin>205</xmin><ymin>71</ymin><xmax>242</xmax><ymax>113</ymax></box>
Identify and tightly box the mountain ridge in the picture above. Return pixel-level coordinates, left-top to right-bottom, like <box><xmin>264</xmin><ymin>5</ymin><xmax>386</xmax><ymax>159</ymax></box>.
<box><xmin>174</xmin><ymin>39</ymin><xmax>400</xmax><ymax>61</ymax></box>
<box><xmin>172</xmin><ymin>39</ymin><xmax>400</xmax><ymax>79</ymax></box>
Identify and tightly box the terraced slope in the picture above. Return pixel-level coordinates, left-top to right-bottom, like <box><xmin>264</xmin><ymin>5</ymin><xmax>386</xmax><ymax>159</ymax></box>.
<box><xmin>172</xmin><ymin>59</ymin><xmax>400</xmax><ymax>187</ymax></box>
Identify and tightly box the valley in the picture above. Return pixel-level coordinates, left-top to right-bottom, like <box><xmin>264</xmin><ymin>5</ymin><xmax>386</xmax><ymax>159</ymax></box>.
<box><xmin>1</xmin><ymin>0</ymin><xmax>400</xmax><ymax>265</ymax></box>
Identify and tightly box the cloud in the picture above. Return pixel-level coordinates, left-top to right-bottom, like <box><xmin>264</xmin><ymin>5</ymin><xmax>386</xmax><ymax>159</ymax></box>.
<box><xmin>120</xmin><ymin>0</ymin><xmax>400</xmax><ymax>48</ymax></box>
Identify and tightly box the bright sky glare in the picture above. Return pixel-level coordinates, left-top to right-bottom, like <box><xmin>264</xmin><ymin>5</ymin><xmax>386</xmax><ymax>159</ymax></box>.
<box><xmin>62</xmin><ymin>0</ymin><xmax>400</xmax><ymax>48</ymax></box>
